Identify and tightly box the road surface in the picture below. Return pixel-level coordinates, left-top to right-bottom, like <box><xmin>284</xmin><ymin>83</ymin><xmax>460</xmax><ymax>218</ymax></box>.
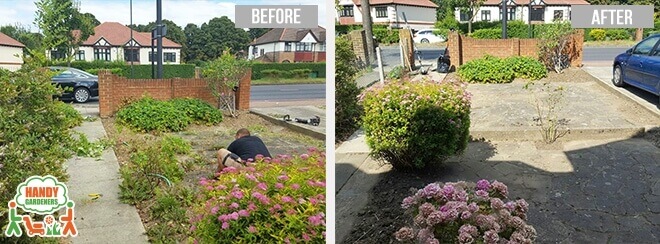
<box><xmin>250</xmin><ymin>84</ymin><xmax>325</xmax><ymax>101</ymax></box>
<box><xmin>583</xmin><ymin>47</ymin><xmax>628</xmax><ymax>65</ymax></box>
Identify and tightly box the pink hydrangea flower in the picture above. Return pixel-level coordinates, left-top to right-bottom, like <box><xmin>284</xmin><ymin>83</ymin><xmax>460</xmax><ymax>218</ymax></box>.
<box><xmin>248</xmin><ymin>225</ymin><xmax>257</xmax><ymax>233</ymax></box>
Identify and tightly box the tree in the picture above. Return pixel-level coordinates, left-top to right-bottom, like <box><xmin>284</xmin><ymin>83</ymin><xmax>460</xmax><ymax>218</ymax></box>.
<box><xmin>184</xmin><ymin>17</ymin><xmax>250</xmax><ymax>64</ymax></box>
<box><xmin>0</xmin><ymin>24</ymin><xmax>43</xmax><ymax>53</ymax></box>
<box><xmin>248</xmin><ymin>28</ymin><xmax>271</xmax><ymax>41</ymax></box>
<box><xmin>455</xmin><ymin>0</ymin><xmax>485</xmax><ymax>34</ymax></box>
<box><xmin>82</xmin><ymin>12</ymin><xmax>100</xmax><ymax>26</ymax></box>
<box><xmin>537</xmin><ymin>21</ymin><xmax>575</xmax><ymax>73</ymax></box>
<box><xmin>202</xmin><ymin>49</ymin><xmax>251</xmax><ymax>117</ymax></box>
<box><xmin>360</xmin><ymin>0</ymin><xmax>375</xmax><ymax>66</ymax></box>
<box><xmin>35</xmin><ymin>0</ymin><xmax>94</xmax><ymax>65</ymax></box>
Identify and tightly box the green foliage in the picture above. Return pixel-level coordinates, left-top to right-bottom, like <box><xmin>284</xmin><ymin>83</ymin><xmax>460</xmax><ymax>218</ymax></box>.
<box><xmin>387</xmin><ymin>66</ymin><xmax>405</xmax><ymax>80</ymax></box>
<box><xmin>160</xmin><ymin>135</ymin><xmax>192</xmax><ymax>155</ymax></box>
<box><xmin>290</xmin><ymin>69</ymin><xmax>312</xmax><ymax>79</ymax></box>
<box><xmin>523</xmin><ymin>82</ymin><xmax>568</xmax><ymax>143</ymax></box>
<box><xmin>72</xmin><ymin>133</ymin><xmax>113</xmax><ymax>158</ymax></box>
<box><xmin>335</xmin><ymin>24</ymin><xmax>364</xmax><ymax>35</ymax></box>
<box><xmin>50</xmin><ymin>60</ymin><xmax>196</xmax><ymax>78</ymax></box>
<box><xmin>260</xmin><ymin>69</ymin><xmax>312</xmax><ymax>79</ymax></box>
<box><xmin>458</xmin><ymin>56</ymin><xmax>546</xmax><ymax>83</ymax></box>
<box><xmin>117</xmin><ymin>97</ymin><xmax>221</xmax><ymax>132</ymax></box>
<box><xmin>373</xmin><ymin>26</ymin><xmax>400</xmax><ymax>44</ymax></box>
<box><xmin>116</xmin><ymin>97</ymin><xmax>191</xmax><ymax>133</ymax></box>
<box><xmin>470</xmin><ymin>28</ymin><xmax>501</xmax><ymax>39</ymax></box>
<box><xmin>129</xmin><ymin>19</ymin><xmax>188</xmax><ymax>63</ymax></box>
<box><xmin>605</xmin><ymin>29</ymin><xmax>631</xmax><ymax>40</ymax></box>
<box><xmin>505</xmin><ymin>56</ymin><xmax>548</xmax><ymax>80</ymax></box>
<box><xmin>0</xmin><ymin>24</ymin><xmax>43</xmax><ymax>54</ymax></box>
<box><xmin>86</xmin><ymin>68</ymin><xmax>123</xmax><ymax>76</ymax></box>
<box><xmin>147</xmin><ymin>186</ymin><xmax>192</xmax><ymax>242</ymax></box>
<box><xmin>335</xmin><ymin>36</ymin><xmax>362</xmax><ymax>142</ymax></box>
<box><xmin>184</xmin><ymin>17</ymin><xmax>250</xmax><ymax>63</ymax></box>
<box><xmin>0</xmin><ymin>65</ymin><xmax>82</xmax><ymax>243</ymax></box>
<box><xmin>251</xmin><ymin>63</ymin><xmax>325</xmax><ymax>80</ymax></box>
<box><xmin>589</xmin><ymin>29</ymin><xmax>606</xmax><ymax>41</ymax></box>
<box><xmin>35</xmin><ymin>0</ymin><xmax>95</xmax><ymax>64</ymax></box>
<box><xmin>190</xmin><ymin>150</ymin><xmax>326</xmax><ymax>243</ymax></box>
<box><xmin>362</xmin><ymin>79</ymin><xmax>471</xmax><ymax>170</ymax></box>
<box><xmin>203</xmin><ymin>49</ymin><xmax>252</xmax><ymax>117</ymax></box>
<box><xmin>536</xmin><ymin>21</ymin><xmax>575</xmax><ymax>73</ymax></box>
<box><xmin>261</xmin><ymin>69</ymin><xmax>286</xmax><ymax>79</ymax></box>
<box><xmin>169</xmin><ymin>98</ymin><xmax>223</xmax><ymax>125</ymax></box>
<box><xmin>435</xmin><ymin>9</ymin><xmax>461</xmax><ymax>31</ymax></box>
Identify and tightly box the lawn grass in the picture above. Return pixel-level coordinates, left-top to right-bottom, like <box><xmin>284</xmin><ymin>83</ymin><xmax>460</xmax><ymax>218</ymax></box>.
<box><xmin>251</xmin><ymin>77</ymin><xmax>326</xmax><ymax>85</ymax></box>
<box><xmin>584</xmin><ymin>40</ymin><xmax>637</xmax><ymax>47</ymax></box>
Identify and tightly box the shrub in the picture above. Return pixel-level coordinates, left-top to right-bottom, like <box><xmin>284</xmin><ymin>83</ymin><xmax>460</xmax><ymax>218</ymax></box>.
<box><xmin>387</xmin><ymin>66</ymin><xmax>405</xmax><ymax>80</ymax></box>
<box><xmin>0</xmin><ymin>65</ymin><xmax>82</xmax><ymax>243</ymax></box>
<box><xmin>116</xmin><ymin>97</ymin><xmax>192</xmax><ymax>133</ymax></box>
<box><xmin>504</xmin><ymin>56</ymin><xmax>547</xmax><ymax>80</ymax></box>
<box><xmin>252</xmin><ymin>63</ymin><xmax>325</xmax><ymax>80</ymax></box>
<box><xmin>189</xmin><ymin>149</ymin><xmax>326</xmax><ymax>243</ymax></box>
<box><xmin>289</xmin><ymin>69</ymin><xmax>312</xmax><ymax>79</ymax></box>
<box><xmin>470</xmin><ymin>28</ymin><xmax>501</xmax><ymax>39</ymax></box>
<box><xmin>335</xmin><ymin>35</ymin><xmax>363</xmax><ymax>142</ymax></box>
<box><xmin>589</xmin><ymin>29</ymin><xmax>606</xmax><ymax>41</ymax></box>
<box><xmin>537</xmin><ymin>21</ymin><xmax>575</xmax><ymax>73</ymax></box>
<box><xmin>86</xmin><ymin>68</ymin><xmax>123</xmax><ymax>76</ymax></box>
<box><xmin>261</xmin><ymin>69</ymin><xmax>286</xmax><ymax>79</ymax></box>
<box><xmin>394</xmin><ymin>180</ymin><xmax>536</xmax><ymax>243</ymax></box>
<box><xmin>373</xmin><ymin>26</ymin><xmax>400</xmax><ymax>44</ymax></box>
<box><xmin>169</xmin><ymin>98</ymin><xmax>223</xmax><ymax>125</ymax></box>
<box><xmin>362</xmin><ymin>78</ymin><xmax>471</xmax><ymax>169</ymax></box>
<box><xmin>458</xmin><ymin>56</ymin><xmax>515</xmax><ymax>83</ymax></box>
<box><xmin>605</xmin><ymin>29</ymin><xmax>631</xmax><ymax>40</ymax></box>
<box><xmin>50</xmin><ymin>60</ymin><xmax>195</xmax><ymax>78</ymax></box>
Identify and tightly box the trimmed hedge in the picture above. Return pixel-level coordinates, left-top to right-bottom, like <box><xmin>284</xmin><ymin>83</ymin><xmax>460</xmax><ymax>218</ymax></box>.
<box><xmin>252</xmin><ymin>63</ymin><xmax>325</xmax><ymax>80</ymax></box>
<box><xmin>50</xmin><ymin>60</ymin><xmax>195</xmax><ymax>78</ymax></box>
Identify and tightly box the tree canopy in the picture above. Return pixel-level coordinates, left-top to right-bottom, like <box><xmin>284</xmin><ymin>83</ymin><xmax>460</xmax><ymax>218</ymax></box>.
<box><xmin>0</xmin><ymin>24</ymin><xmax>43</xmax><ymax>53</ymax></box>
<box><xmin>184</xmin><ymin>17</ymin><xmax>249</xmax><ymax>64</ymax></box>
<box><xmin>35</xmin><ymin>0</ymin><xmax>95</xmax><ymax>64</ymax></box>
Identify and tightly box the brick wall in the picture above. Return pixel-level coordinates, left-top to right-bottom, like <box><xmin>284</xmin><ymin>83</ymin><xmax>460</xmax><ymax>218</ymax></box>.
<box><xmin>348</xmin><ymin>30</ymin><xmax>368</xmax><ymax>67</ymax></box>
<box><xmin>98</xmin><ymin>69</ymin><xmax>251</xmax><ymax>118</ymax></box>
<box><xmin>447</xmin><ymin>29</ymin><xmax>584</xmax><ymax>67</ymax></box>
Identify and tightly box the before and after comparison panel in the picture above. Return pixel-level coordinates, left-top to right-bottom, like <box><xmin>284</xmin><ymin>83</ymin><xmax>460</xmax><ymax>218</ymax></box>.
<box><xmin>0</xmin><ymin>0</ymin><xmax>658</xmax><ymax>243</ymax></box>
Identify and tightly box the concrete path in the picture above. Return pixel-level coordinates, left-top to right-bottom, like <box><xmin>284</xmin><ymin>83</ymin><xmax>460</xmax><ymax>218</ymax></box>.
<box><xmin>583</xmin><ymin>66</ymin><xmax>660</xmax><ymax>118</ymax></box>
<box><xmin>66</xmin><ymin>104</ymin><xmax>148</xmax><ymax>243</ymax></box>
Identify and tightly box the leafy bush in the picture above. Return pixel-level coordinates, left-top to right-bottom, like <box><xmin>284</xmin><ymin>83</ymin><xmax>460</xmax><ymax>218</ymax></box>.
<box><xmin>252</xmin><ymin>63</ymin><xmax>325</xmax><ymax>80</ymax></box>
<box><xmin>605</xmin><ymin>29</ymin><xmax>631</xmax><ymax>40</ymax></box>
<box><xmin>86</xmin><ymin>68</ymin><xmax>123</xmax><ymax>76</ymax></box>
<box><xmin>290</xmin><ymin>69</ymin><xmax>312</xmax><ymax>79</ymax></box>
<box><xmin>387</xmin><ymin>66</ymin><xmax>405</xmax><ymax>80</ymax></box>
<box><xmin>537</xmin><ymin>21</ymin><xmax>575</xmax><ymax>73</ymax></box>
<box><xmin>170</xmin><ymin>98</ymin><xmax>223</xmax><ymax>125</ymax></box>
<box><xmin>435</xmin><ymin>10</ymin><xmax>461</xmax><ymax>32</ymax></box>
<box><xmin>458</xmin><ymin>56</ymin><xmax>515</xmax><ymax>83</ymax></box>
<box><xmin>116</xmin><ymin>97</ymin><xmax>192</xmax><ymax>133</ymax></box>
<box><xmin>470</xmin><ymin>28</ymin><xmax>501</xmax><ymax>39</ymax></box>
<box><xmin>0</xmin><ymin>65</ymin><xmax>82</xmax><ymax>243</ymax></box>
<box><xmin>261</xmin><ymin>69</ymin><xmax>286</xmax><ymax>79</ymax></box>
<box><xmin>336</xmin><ymin>24</ymin><xmax>364</xmax><ymax>35</ymax></box>
<box><xmin>50</xmin><ymin>60</ymin><xmax>196</xmax><ymax>78</ymax></box>
<box><xmin>362</xmin><ymin>78</ymin><xmax>471</xmax><ymax>169</ymax></box>
<box><xmin>373</xmin><ymin>26</ymin><xmax>400</xmax><ymax>44</ymax></box>
<box><xmin>394</xmin><ymin>180</ymin><xmax>536</xmax><ymax>243</ymax></box>
<box><xmin>589</xmin><ymin>29</ymin><xmax>606</xmax><ymax>41</ymax></box>
<box><xmin>505</xmin><ymin>56</ymin><xmax>547</xmax><ymax>80</ymax></box>
<box><xmin>335</xmin><ymin>35</ymin><xmax>363</xmax><ymax>142</ymax></box>
<box><xmin>190</xmin><ymin>149</ymin><xmax>326</xmax><ymax>243</ymax></box>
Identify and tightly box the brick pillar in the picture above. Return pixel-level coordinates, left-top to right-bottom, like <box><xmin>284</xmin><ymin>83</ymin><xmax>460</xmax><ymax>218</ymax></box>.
<box><xmin>98</xmin><ymin>70</ymin><xmax>113</xmax><ymax>118</ymax></box>
<box><xmin>571</xmin><ymin>29</ymin><xmax>584</xmax><ymax>67</ymax></box>
<box><xmin>348</xmin><ymin>30</ymin><xmax>367</xmax><ymax>67</ymax></box>
<box><xmin>194</xmin><ymin>67</ymin><xmax>202</xmax><ymax>78</ymax></box>
<box><xmin>447</xmin><ymin>31</ymin><xmax>462</xmax><ymax>67</ymax></box>
<box><xmin>235</xmin><ymin>69</ymin><xmax>251</xmax><ymax>110</ymax></box>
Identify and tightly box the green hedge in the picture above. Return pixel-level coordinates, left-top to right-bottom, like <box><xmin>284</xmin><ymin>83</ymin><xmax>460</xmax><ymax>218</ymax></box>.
<box><xmin>252</xmin><ymin>63</ymin><xmax>325</xmax><ymax>80</ymax></box>
<box><xmin>458</xmin><ymin>55</ymin><xmax>547</xmax><ymax>83</ymax></box>
<box><xmin>50</xmin><ymin>60</ymin><xmax>195</xmax><ymax>78</ymax></box>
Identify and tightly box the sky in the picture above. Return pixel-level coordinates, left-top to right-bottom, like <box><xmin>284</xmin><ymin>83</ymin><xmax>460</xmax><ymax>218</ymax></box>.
<box><xmin>0</xmin><ymin>0</ymin><xmax>327</xmax><ymax>31</ymax></box>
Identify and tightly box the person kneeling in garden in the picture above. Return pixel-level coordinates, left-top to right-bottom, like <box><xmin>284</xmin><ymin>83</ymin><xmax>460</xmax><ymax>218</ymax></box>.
<box><xmin>217</xmin><ymin>128</ymin><xmax>271</xmax><ymax>172</ymax></box>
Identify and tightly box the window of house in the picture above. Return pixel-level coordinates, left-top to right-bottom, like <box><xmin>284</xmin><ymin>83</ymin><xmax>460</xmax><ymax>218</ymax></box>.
<box><xmin>285</xmin><ymin>42</ymin><xmax>292</xmax><ymax>52</ymax></box>
<box><xmin>481</xmin><ymin>10</ymin><xmax>491</xmax><ymax>21</ymax></box>
<box><xmin>531</xmin><ymin>7</ymin><xmax>544</xmax><ymax>21</ymax></box>
<box><xmin>164</xmin><ymin>52</ymin><xmax>176</xmax><ymax>62</ymax></box>
<box><xmin>508</xmin><ymin>8</ymin><xmax>516</xmax><ymax>20</ymax></box>
<box><xmin>260</xmin><ymin>49</ymin><xmax>265</xmax><ymax>56</ymax></box>
<box><xmin>94</xmin><ymin>48</ymin><xmax>110</xmax><ymax>61</ymax></box>
<box><xmin>149</xmin><ymin>52</ymin><xmax>155</xmax><ymax>62</ymax></box>
<box><xmin>340</xmin><ymin>5</ymin><xmax>354</xmax><ymax>17</ymax></box>
<box><xmin>51</xmin><ymin>50</ymin><xmax>65</xmax><ymax>60</ymax></box>
<box><xmin>460</xmin><ymin>10</ymin><xmax>472</xmax><ymax>22</ymax></box>
<box><xmin>376</xmin><ymin>6</ymin><xmax>388</xmax><ymax>18</ymax></box>
<box><xmin>553</xmin><ymin>10</ymin><xmax>563</xmax><ymax>21</ymax></box>
<box><xmin>319</xmin><ymin>43</ymin><xmax>326</xmax><ymax>52</ymax></box>
<box><xmin>124</xmin><ymin>48</ymin><xmax>139</xmax><ymax>62</ymax></box>
<box><xmin>75</xmin><ymin>50</ymin><xmax>85</xmax><ymax>61</ymax></box>
<box><xmin>296</xmin><ymin>42</ymin><xmax>313</xmax><ymax>52</ymax></box>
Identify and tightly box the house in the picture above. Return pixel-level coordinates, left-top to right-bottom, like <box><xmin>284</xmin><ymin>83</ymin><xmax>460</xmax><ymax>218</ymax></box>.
<box><xmin>456</xmin><ymin>0</ymin><xmax>590</xmax><ymax>24</ymax></box>
<box><xmin>49</xmin><ymin>22</ymin><xmax>182</xmax><ymax>64</ymax></box>
<box><xmin>248</xmin><ymin>27</ymin><xmax>326</xmax><ymax>63</ymax></box>
<box><xmin>336</xmin><ymin>0</ymin><xmax>439</xmax><ymax>30</ymax></box>
<box><xmin>0</xmin><ymin>32</ymin><xmax>24</xmax><ymax>71</ymax></box>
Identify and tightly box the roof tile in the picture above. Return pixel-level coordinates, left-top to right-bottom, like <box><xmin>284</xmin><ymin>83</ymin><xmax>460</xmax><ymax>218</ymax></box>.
<box><xmin>0</xmin><ymin>32</ymin><xmax>25</xmax><ymax>48</ymax></box>
<box><xmin>82</xmin><ymin>22</ymin><xmax>181</xmax><ymax>48</ymax></box>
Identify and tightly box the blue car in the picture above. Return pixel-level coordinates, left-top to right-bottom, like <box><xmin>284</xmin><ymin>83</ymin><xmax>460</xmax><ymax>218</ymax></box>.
<box><xmin>612</xmin><ymin>34</ymin><xmax>660</xmax><ymax>104</ymax></box>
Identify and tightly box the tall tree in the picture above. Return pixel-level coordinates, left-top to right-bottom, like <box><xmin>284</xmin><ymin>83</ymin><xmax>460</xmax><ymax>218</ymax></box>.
<box><xmin>82</xmin><ymin>12</ymin><xmax>100</xmax><ymax>26</ymax></box>
<box><xmin>248</xmin><ymin>28</ymin><xmax>271</xmax><ymax>41</ymax></box>
<box><xmin>35</xmin><ymin>0</ymin><xmax>94</xmax><ymax>65</ymax></box>
<box><xmin>360</xmin><ymin>0</ymin><xmax>375</xmax><ymax>66</ymax></box>
<box><xmin>455</xmin><ymin>0</ymin><xmax>484</xmax><ymax>34</ymax></box>
<box><xmin>0</xmin><ymin>24</ymin><xmax>43</xmax><ymax>53</ymax></box>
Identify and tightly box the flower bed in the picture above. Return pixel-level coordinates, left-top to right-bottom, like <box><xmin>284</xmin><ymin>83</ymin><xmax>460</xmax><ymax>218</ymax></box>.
<box><xmin>189</xmin><ymin>149</ymin><xmax>326</xmax><ymax>243</ymax></box>
<box><xmin>395</xmin><ymin>180</ymin><xmax>536</xmax><ymax>243</ymax></box>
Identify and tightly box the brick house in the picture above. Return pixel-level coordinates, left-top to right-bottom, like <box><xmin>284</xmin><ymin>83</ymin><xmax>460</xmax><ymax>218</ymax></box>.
<box><xmin>456</xmin><ymin>0</ymin><xmax>590</xmax><ymax>24</ymax></box>
<box><xmin>248</xmin><ymin>27</ymin><xmax>326</xmax><ymax>63</ymax></box>
<box><xmin>49</xmin><ymin>22</ymin><xmax>182</xmax><ymax>64</ymax></box>
<box><xmin>0</xmin><ymin>32</ymin><xmax>24</xmax><ymax>71</ymax></box>
<box><xmin>336</xmin><ymin>0</ymin><xmax>439</xmax><ymax>30</ymax></box>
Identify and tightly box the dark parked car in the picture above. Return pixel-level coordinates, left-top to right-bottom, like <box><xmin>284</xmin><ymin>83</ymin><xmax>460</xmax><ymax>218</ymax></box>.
<box><xmin>612</xmin><ymin>34</ymin><xmax>660</xmax><ymax>104</ymax></box>
<box><xmin>49</xmin><ymin>67</ymin><xmax>99</xmax><ymax>103</ymax></box>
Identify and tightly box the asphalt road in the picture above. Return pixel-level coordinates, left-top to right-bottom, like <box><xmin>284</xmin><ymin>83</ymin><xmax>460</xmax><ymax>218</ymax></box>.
<box><xmin>250</xmin><ymin>84</ymin><xmax>325</xmax><ymax>101</ymax></box>
<box><xmin>583</xmin><ymin>47</ymin><xmax>628</xmax><ymax>63</ymax></box>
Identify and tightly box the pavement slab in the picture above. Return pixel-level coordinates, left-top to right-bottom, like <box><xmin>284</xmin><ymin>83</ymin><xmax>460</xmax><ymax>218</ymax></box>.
<box><xmin>66</xmin><ymin>104</ymin><xmax>148</xmax><ymax>244</ymax></box>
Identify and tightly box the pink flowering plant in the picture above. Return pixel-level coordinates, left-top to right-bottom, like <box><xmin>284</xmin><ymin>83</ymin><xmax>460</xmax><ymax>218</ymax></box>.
<box><xmin>395</xmin><ymin>180</ymin><xmax>536</xmax><ymax>244</ymax></box>
<box><xmin>361</xmin><ymin>77</ymin><xmax>472</xmax><ymax>169</ymax></box>
<box><xmin>189</xmin><ymin>149</ymin><xmax>325</xmax><ymax>243</ymax></box>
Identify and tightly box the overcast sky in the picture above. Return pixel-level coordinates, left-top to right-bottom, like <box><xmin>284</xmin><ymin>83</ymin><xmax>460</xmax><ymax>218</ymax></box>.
<box><xmin>0</xmin><ymin>0</ymin><xmax>327</xmax><ymax>31</ymax></box>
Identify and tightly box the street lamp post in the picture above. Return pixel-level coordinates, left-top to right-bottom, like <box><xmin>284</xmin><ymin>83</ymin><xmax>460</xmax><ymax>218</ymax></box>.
<box><xmin>501</xmin><ymin>0</ymin><xmax>508</xmax><ymax>39</ymax></box>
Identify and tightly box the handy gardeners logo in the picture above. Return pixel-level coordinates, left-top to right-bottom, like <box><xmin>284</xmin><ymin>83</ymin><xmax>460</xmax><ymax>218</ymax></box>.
<box><xmin>5</xmin><ymin>175</ymin><xmax>78</xmax><ymax>238</ymax></box>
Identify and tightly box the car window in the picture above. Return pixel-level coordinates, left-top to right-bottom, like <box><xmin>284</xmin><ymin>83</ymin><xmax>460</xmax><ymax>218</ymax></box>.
<box><xmin>632</xmin><ymin>36</ymin><xmax>660</xmax><ymax>55</ymax></box>
<box><xmin>53</xmin><ymin>70</ymin><xmax>75</xmax><ymax>79</ymax></box>
<box><xmin>419</xmin><ymin>31</ymin><xmax>429</xmax><ymax>35</ymax></box>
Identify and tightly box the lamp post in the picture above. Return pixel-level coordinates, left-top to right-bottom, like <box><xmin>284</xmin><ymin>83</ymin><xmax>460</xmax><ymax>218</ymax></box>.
<box><xmin>501</xmin><ymin>0</ymin><xmax>508</xmax><ymax>39</ymax></box>
<box><xmin>528</xmin><ymin>0</ymin><xmax>545</xmax><ymax>38</ymax></box>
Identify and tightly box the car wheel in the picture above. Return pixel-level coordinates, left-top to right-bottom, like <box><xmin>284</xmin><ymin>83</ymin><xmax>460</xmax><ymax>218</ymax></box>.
<box><xmin>73</xmin><ymin>87</ymin><xmax>90</xmax><ymax>103</ymax></box>
<box><xmin>612</xmin><ymin>65</ymin><xmax>625</xmax><ymax>87</ymax></box>
<box><xmin>421</xmin><ymin>38</ymin><xmax>429</xmax><ymax>43</ymax></box>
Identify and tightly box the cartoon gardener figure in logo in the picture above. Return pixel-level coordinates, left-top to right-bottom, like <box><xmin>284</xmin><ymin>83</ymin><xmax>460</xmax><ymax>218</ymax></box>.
<box><xmin>5</xmin><ymin>201</ymin><xmax>23</xmax><ymax>237</ymax></box>
<box><xmin>59</xmin><ymin>201</ymin><xmax>77</xmax><ymax>236</ymax></box>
